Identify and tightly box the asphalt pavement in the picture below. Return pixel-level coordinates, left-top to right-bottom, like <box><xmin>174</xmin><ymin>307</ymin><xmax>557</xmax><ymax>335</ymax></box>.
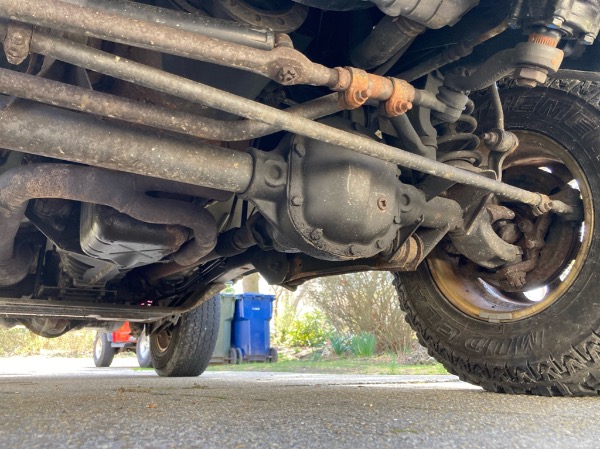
<box><xmin>1</xmin><ymin>357</ymin><xmax>599</xmax><ymax>449</ymax></box>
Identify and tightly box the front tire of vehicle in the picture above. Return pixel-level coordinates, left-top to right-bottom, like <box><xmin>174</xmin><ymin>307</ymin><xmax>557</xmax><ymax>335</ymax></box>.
<box><xmin>150</xmin><ymin>297</ymin><xmax>220</xmax><ymax>377</ymax></box>
<box><xmin>93</xmin><ymin>333</ymin><xmax>115</xmax><ymax>368</ymax></box>
<box><xmin>395</xmin><ymin>80</ymin><xmax>600</xmax><ymax>396</ymax></box>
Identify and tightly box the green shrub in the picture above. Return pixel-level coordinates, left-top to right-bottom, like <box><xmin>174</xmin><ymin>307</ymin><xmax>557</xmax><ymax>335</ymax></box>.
<box><xmin>0</xmin><ymin>327</ymin><xmax>95</xmax><ymax>357</ymax></box>
<box><xmin>329</xmin><ymin>333</ymin><xmax>351</xmax><ymax>356</ymax></box>
<box><xmin>350</xmin><ymin>332</ymin><xmax>377</xmax><ymax>357</ymax></box>
<box><xmin>285</xmin><ymin>310</ymin><xmax>332</xmax><ymax>347</ymax></box>
<box><xmin>309</xmin><ymin>349</ymin><xmax>324</xmax><ymax>361</ymax></box>
<box><xmin>304</xmin><ymin>272</ymin><xmax>416</xmax><ymax>354</ymax></box>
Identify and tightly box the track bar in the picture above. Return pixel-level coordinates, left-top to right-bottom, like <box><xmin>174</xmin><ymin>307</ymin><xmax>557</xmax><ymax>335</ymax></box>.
<box><xmin>19</xmin><ymin>31</ymin><xmax>574</xmax><ymax>215</ymax></box>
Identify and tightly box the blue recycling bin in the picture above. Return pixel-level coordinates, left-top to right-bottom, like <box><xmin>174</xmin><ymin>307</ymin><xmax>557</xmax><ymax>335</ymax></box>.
<box><xmin>232</xmin><ymin>293</ymin><xmax>278</xmax><ymax>363</ymax></box>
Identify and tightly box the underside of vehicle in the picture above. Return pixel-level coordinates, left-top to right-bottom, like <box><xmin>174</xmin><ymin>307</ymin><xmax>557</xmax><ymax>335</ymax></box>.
<box><xmin>0</xmin><ymin>0</ymin><xmax>599</xmax><ymax>393</ymax></box>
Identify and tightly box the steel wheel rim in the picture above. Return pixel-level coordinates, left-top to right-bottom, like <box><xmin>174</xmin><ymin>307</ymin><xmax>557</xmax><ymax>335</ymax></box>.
<box><xmin>428</xmin><ymin>131</ymin><xmax>593</xmax><ymax>322</ymax></box>
<box><xmin>138</xmin><ymin>331</ymin><xmax>150</xmax><ymax>358</ymax></box>
<box><xmin>94</xmin><ymin>336</ymin><xmax>104</xmax><ymax>358</ymax></box>
<box><xmin>154</xmin><ymin>327</ymin><xmax>173</xmax><ymax>353</ymax></box>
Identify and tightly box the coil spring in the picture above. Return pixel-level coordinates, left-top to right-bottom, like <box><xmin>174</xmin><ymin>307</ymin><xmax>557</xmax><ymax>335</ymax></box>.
<box><xmin>437</xmin><ymin>99</ymin><xmax>482</xmax><ymax>166</ymax></box>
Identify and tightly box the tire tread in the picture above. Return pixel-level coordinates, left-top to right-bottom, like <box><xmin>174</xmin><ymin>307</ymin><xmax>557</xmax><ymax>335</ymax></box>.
<box><xmin>151</xmin><ymin>297</ymin><xmax>220</xmax><ymax>377</ymax></box>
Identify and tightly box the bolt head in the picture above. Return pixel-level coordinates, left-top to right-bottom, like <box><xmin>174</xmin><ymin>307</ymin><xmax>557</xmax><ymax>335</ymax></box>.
<box><xmin>291</xmin><ymin>196</ymin><xmax>303</xmax><ymax>206</ymax></box>
<box><xmin>514</xmin><ymin>67</ymin><xmax>547</xmax><ymax>88</ymax></box>
<box><xmin>550</xmin><ymin>16</ymin><xmax>564</xmax><ymax>28</ymax></box>
<box><xmin>278</xmin><ymin>66</ymin><xmax>298</xmax><ymax>85</ymax></box>
<box><xmin>582</xmin><ymin>33</ymin><xmax>596</xmax><ymax>46</ymax></box>
<box><xmin>310</xmin><ymin>229</ymin><xmax>323</xmax><ymax>241</ymax></box>
<box><xmin>353</xmin><ymin>89</ymin><xmax>370</xmax><ymax>102</ymax></box>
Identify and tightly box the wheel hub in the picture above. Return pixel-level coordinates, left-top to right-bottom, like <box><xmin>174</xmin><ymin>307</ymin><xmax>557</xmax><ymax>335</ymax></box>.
<box><xmin>429</xmin><ymin>131</ymin><xmax>592</xmax><ymax>321</ymax></box>
<box><xmin>154</xmin><ymin>327</ymin><xmax>173</xmax><ymax>353</ymax></box>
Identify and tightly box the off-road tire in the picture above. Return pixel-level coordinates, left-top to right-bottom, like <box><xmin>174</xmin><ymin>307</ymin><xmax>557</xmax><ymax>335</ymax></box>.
<box><xmin>394</xmin><ymin>79</ymin><xmax>600</xmax><ymax>396</ymax></box>
<box><xmin>150</xmin><ymin>297</ymin><xmax>220</xmax><ymax>377</ymax></box>
<box><xmin>93</xmin><ymin>333</ymin><xmax>115</xmax><ymax>368</ymax></box>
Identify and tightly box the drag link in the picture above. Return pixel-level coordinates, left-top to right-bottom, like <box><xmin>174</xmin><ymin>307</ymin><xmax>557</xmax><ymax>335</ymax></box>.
<box><xmin>0</xmin><ymin>0</ymin><xmax>449</xmax><ymax>118</ymax></box>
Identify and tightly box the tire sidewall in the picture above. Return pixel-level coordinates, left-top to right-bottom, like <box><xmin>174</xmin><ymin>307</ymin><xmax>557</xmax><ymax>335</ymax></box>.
<box><xmin>150</xmin><ymin>315</ymin><xmax>189</xmax><ymax>371</ymax></box>
<box><xmin>406</xmin><ymin>82</ymin><xmax>600</xmax><ymax>371</ymax></box>
<box><xmin>149</xmin><ymin>297</ymin><xmax>220</xmax><ymax>376</ymax></box>
<box><xmin>136</xmin><ymin>329</ymin><xmax>153</xmax><ymax>368</ymax></box>
<box><xmin>93</xmin><ymin>333</ymin><xmax>115</xmax><ymax>367</ymax></box>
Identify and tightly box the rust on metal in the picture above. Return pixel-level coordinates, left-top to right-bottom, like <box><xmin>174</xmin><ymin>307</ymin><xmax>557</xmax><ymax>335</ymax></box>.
<box><xmin>1</xmin><ymin>24</ymin><xmax>576</xmax><ymax>217</ymax></box>
<box><xmin>495</xmin><ymin>214</ymin><xmax>552</xmax><ymax>288</ymax></box>
<box><xmin>331</xmin><ymin>66</ymin><xmax>351</xmax><ymax>91</ymax></box>
<box><xmin>281</xmin><ymin>236</ymin><xmax>424</xmax><ymax>287</ymax></box>
<box><xmin>365</xmin><ymin>73</ymin><xmax>393</xmax><ymax>102</ymax></box>
<box><xmin>333</xmin><ymin>66</ymin><xmax>414</xmax><ymax>112</ymax></box>
<box><xmin>0</xmin><ymin>67</ymin><xmax>341</xmax><ymax>142</ymax></box>
<box><xmin>3</xmin><ymin>21</ymin><xmax>32</xmax><ymax>65</ymax></box>
<box><xmin>0</xmin><ymin>2</ymin><xmax>443</xmax><ymax>117</ymax></box>
<box><xmin>337</xmin><ymin>67</ymin><xmax>370</xmax><ymax>109</ymax></box>
<box><xmin>0</xmin><ymin>0</ymin><xmax>337</xmax><ymax>87</ymax></box>
<box><xmin>528</xmin><ymin>32</ymin><xmax>560</xmax><ymax>47</ymax></box>
<box><xmin>386</xmin><ymin>236</ymin><xmax>422</xmax><ymax>270</ymax></box>
<box><xmin>384</xmin><ymin>77</ymin><xmax>415</xmax><ymax>117</ymax></box>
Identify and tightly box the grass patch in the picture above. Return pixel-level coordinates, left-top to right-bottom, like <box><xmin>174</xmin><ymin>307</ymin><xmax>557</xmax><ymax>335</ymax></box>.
<box><xmin>207</xmin><ymin>358</ymin><xmax>448</xmax><ymax>375</ymax></box>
